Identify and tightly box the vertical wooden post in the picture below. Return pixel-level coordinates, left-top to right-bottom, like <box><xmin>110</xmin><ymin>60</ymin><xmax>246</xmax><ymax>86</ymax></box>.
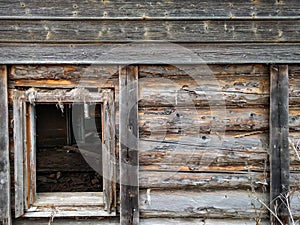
<box><xmin>270</xmin><ymin>65</ymin><xmax>290</xmax><ymax>225</ymax></box>
<box><xmin>119</xmin><ymin>66</ymin><xmax>139</xmax><ymax>225</ymax></box>
<box><xmin>0</xmin><ymin>66</ymin><xmax>11</xmax><ymax>225</ymax></box>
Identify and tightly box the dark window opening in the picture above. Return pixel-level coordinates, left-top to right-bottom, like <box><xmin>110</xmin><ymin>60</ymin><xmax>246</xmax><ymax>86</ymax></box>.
<box><xmin>36</xmin><ymin>103</ymin><xmax>103</xmax><ymax>193</ymax></box>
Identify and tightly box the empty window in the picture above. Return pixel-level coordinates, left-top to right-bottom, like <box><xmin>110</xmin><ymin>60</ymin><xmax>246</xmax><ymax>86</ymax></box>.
<box><xmin>13</xmin><ymin>88</ymin><xmax>116</xmax><ymax>217</ymax></box>
<box><xmin>36</xmin><ymin>103</ymin><xmax>103</xmax><ymax>193</ymax></box>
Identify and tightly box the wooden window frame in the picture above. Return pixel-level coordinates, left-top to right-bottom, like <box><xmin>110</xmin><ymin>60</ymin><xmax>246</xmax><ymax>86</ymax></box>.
<box><xmin>13</xmin><ymin>88</ymin><xmax>116</xmax><ymax>218</ymax></box>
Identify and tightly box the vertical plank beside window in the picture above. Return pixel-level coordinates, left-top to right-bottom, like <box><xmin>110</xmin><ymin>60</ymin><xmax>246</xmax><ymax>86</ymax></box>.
<box><xmin>13</xmin><ymin>91</ymin><xmax>25</xmax><ymax>218</ymax></box>
<box><xmin>0</xmin><ymin>65</ymin><xmax>11</xmax><ymax>225</ymax></box>
<box><xmin>102</xmin><ymin>91</ymin><xmax>116</xmax><ymax>213</ymax></box>
<box><xmin>119</xmin><ymin>66</ymin><xmax>139</xmax><ymax>225</ymax></box>
<box><xmin>270</xmin><ymin>65</ymin><xmax>290</xmax><ymax>225</ymax></box>
<box><xmin>29</xmin><ymin>104</ymin><xmax>36</xmax><ymax>205</ymax></box>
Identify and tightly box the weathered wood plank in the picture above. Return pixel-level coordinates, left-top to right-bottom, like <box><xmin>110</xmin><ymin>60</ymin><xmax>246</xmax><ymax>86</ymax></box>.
<box><xmin>140</xmin><ymin>165</ymin><xmax>265</xmax><ymax>173</ymax></box>
<box><xmin>0</xmin><ymin>20</ymin><xmax>299</xmax><ymax>43</ymax></box>
<box><xmin>13</xmin><ymin>91</ymin><xmax>25</xmax><ymax>218</ymax></box>
<box><xmin>139</xmin><ymin>171</ymin><xmax>267</xmax><ymax>190</ymax></box>
<box><xmin>22</xmin><ymin>206</ymin><xmax>115</xmax><ymax>217</ymax></box>
<box><xmin>270</xmin><ymin>65</ymin><xmax>290</xmax><ymax>225</ymax></box>
<box><xmin>0</xmin><ymin>66</ymin><xmax>11</xmax><ymax>225</ymax></box>
<box><xmin>13</xmin><ymin>218</ymin><xmax>119</xmax><ymax>225</ymax></box>
<box><xmin>1</xmin><ymin>43</ymin><xmax>300</xmax><ymax>64</ymax></box>
<box><xmin>139</xmin><ymin>107</ymin><xmax>269</xmax><ymax>133</ymax></box>
<box><xmin>10</xmin><ymin>64</ymin><xmax>268</xmax><ymax>80</ymax></box>
<box><xmin>0</xmin><ymin>0</ymin><xmax>299</xmax><ymax>19</ymax></box>
<box><xmin>12</xmin><ymin>88</ymin><xmax>107</xmax><ymax>103</ymax></box>
<box><xmin>139</xmin><ymin>189</ymin><xmax>268</xmax><ymax>219</ymax></box>
<box><xmin>140</xmin><ymin>107</ymin><xmax>300</xmax><ymax>134</ymax></box>
<box><xmin>33</xmin><ymin>192</ymin><xmax>104</xmax><ymax>207</ymax></box>
<box><xmin>102</xmin><ymin>90</ymin><xmax>116</xmax><ymax>213</ymax></box>
<box><xmin>119</xmin><ymin>66</ymin><xmax>139</xmax><ymax>225</ymax></box>
<box><xmin>9</xmin><ymin>65</ymin><xmax>119</xmax><ymax>80</ymax></box>
<box><xmin>12</xmin><ymin>218</ymin><xmax>269</xmax><ymax>225</ymax></box>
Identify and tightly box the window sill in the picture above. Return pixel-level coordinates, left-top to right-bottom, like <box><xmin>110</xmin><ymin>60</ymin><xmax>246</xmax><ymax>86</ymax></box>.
<box><xmin>22</xmin><ymin>192</ymin><xmax>116</xmax><ymax>217</ymax></box>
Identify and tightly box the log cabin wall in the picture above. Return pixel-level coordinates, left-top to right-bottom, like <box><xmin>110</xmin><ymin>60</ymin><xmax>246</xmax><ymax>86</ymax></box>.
<box><xmin>0</xmin><ymin>1</ymin><xmax>299</xmax><ymax>225</ymax></box>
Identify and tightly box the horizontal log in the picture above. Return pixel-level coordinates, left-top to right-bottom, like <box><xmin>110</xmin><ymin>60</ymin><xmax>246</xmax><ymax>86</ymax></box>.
<box><xmin>139</xmin><ymin>78</ymin><xmax>269</xmax><ymax>107</ymax></box>
<box><xmin>138</xmin><ymin>107</ymin><xmax>269</xmax><ymax>133</ymax></box>
<box><xmin>140</xmin><ymin>132</ymin><xmax>267</xmax><ymax>151</ymax></box>
<box><xmin>139</xmin><ymin>171</ymin><xmax>267</xmax><ymax>190</ymax></box>
<box><xmin>12</xmin><ymin>218</ymin><xmax>269</xmax><ymax>225</ymax></box>
<box><xmin>1</xmin><ymin>43</ymin><xmax>300</xmax><ymax>64</ymax></box>
<box><xmin>140</xmin><ymin>165</ymin><xmax>265</xmax><ymax>173</ymax></box>
<box><xmin>139</xmin><ymin>133</ymin><xmax>268</xmax><ymax>169</ymax></box>
<box><xmin>140</xmin><ymin>64</ymin><xmax>269</xmax><ymax>77</ymax></box>
<box><xmin>0</xmin><ymin>20</ymin><xmax>299</xmax><ymax>43</ymax></box>
<box><xmin>139</xmin><ymin>189</ymin><xmax>268</xmax><ymax>219</ymax></box>
<box><xmin>142</xmin><ymin>219</ymin><xmax>269</xmax><ymax>225</ymax></box>
<box><xmin>10</xmin><ymin>64</ymin><xmax>269</xmax><ymax>80</ymax></box>
<box><xmin>9</xmin><ymin>65</ymin><xmax>118</xmax><ymax>80</ymax></box>
<box><xmin>138</xmin><ymin>107</ymin><xmax>300</xmax><ymax>133</ymax></box>
<box><xmin>1</xmin><ymin>0</ymin><xmax>299</xmax><ymax>19</ymax></box>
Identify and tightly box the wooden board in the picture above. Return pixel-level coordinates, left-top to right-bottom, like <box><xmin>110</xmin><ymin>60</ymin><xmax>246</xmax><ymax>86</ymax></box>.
<box><xmin>270</xmin><ymin>65</ymin><xmax>290</xmax><ymax>224</ymax></box>
<box><xmin>0</xmin><ymin>0</ymin><xmax>299</xmax><ymax>19</ymax></box>
<box><xmin>119</xmin><ymin>66</ymin><xmax>139</xmax><ymax>225</ymax></box>
<box><xmin>139</xmin><ymin>171</ymin><xmax>267</xmax><ymax>190</ymax></box>
<box><xmin>0</xmin><ymin>20</ymin><xmax>299</xmax><ymax>43</ymax></box>
<box><xmin>0</xmin><ymin>66</ymin><xmax>11</xmax><ymax>224</ymax></box>
<box><xmin>13</xmin><ymin>91</ymin><xmax>25</xmax><ymax>218</ymax></box>
<box><xmin>12</xmin><ymin>218</ymin><xmax>269</xmax><ymax>225</ymax></box>
<box><xmin>139</xmin><ymin>189</ymin><xmax>268</xmax><ymax>219</ymax></box>
<box><xmin>138</xmin><ymin>107</ymin><xmax>269</xmax><ymax>133</ymax></box>
<box><xmin>1</xmin><ymin>43</ymin><xmax>300</xmax><ymax>64</ymax></box>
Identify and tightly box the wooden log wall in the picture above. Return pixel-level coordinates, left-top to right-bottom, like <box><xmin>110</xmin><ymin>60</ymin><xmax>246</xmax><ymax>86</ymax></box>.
<box><xmin>7</xmin><ymin>64</ymin><xmax>271</xmax><ymax>224</ymax></box>
<box><xmin>8</xmin><ymin>63</ymin><xmax>300</xmax><ymax>223</ymax></box>
<box><xmin>0</xmin><ymin>0</ymin><xmax>300</xmax><ymax>225</ymax></box>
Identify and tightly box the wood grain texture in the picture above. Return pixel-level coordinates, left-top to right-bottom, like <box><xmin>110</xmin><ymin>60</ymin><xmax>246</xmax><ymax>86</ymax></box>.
<box><xmin>1</xmin><ymin>43</ymin><xmax>300</xmax><ymax>64</ymax></box>
<box><xmin>139</xmin><ymin>171</ymin><xmax>267</xmax><ymax>190</ymax></box>
<box><xmin>12</xmin><ymin>218</ymin><xmax>269</xmax><ymax>225</ymax></box>
<box><xmin>139</xmin><ymin>189</ymin><xmax>268</xmax><ymax>219</ymax></box>
<box><xmin>138</xmin><ymin>107</ymin><xmax>269</xmax><ymax>133</ymax></box>
<box><xmin>0</xmin><ymin>20</ymin><xmax>299</xmax><ymax>43</ymax></box>
<box><xmin>13</xmin><ymin>91</ymin><xmax>25</xmax><ymax>218</ymax></box>
<box><xmin>119</xmin><ymin>66</ymin><xmax>139</xmax><ymax>225</ymax></box>
<box><xmin>0</xmin><ymin>0</ymin><xmax>299</xmax><ymax>19</ymax></box>
<box><xmin>0</xmin><ymin>66</ymin><xmax>11</xmax><ymax>225</ymax></box>
<box><xmin>270</xmin><ymin>65</ymin><xmax>290</xmax><ymax>225</ymax></box>
<box><xmin>102</xmin><ymin>90</ymin><xmax>116</xmax><ymax>213</ymax></box>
